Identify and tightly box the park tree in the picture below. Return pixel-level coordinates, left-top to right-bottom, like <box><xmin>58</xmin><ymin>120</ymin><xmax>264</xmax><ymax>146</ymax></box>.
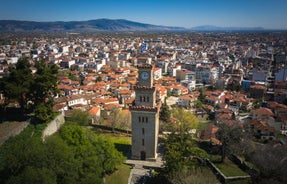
<box><xmin>0</xmin><ymin>124</ymin><xmax>125</xmax><ymax>184</ymax></box>
<box><xmin>68</xmin><ymin>109</ymin><xmax>91</xmax><ymax>126</ymax></box>
<box><xmin>162</xmin><ymin>109</ymin><xmax>211</xmax><ymax>183</ymax></box>
<box><xmin>215</xmin><ymin>123</ymin><xmax>244</xmax><ymax>162</ymax></box>
<box><xmin>0</xmin><ymin>59</ymin><xmax>59</xmax><ymax>122</ymax></box>
<box><xmin>117</xmin><ymin>110</ymin><xmax>131</xmax><ymax>133</ymax></box>
<box><xmin>96</xmin><ymin>76</ymin><xmax>102</xmax><ymax>82</ymax></box>
<box><xmin>107</xmin><ymin>107</ymin><xmax>122</xmax><ymax>132</ymax></box>
<box><xmin>0</xmin><ymin>58</ymin><xmax>33</xmax><ymax>114</ymax></box>
<box><xmin>30</xmin><ymin>60</ymin><xmax>59</xmax><ymax>122</ymax></box>
<box><xmin>172</xmin><ymin>108</ymin><xmax>199</xmax><ymax>137</ymax></box>
<box><xmin>159</xmin><ymin>100</ymin><xmax>171</xmax><ymax>123</ymax></box>
<box><xmin>194</xmin><ymin>99</ymin><xmax>203</xmax><ymax>109</ymax></box>
<box><xmin>246</xmin><ymin>142</ymin><xmax>287</xmax><ymax>184</ymax></box>
<box><xmin>163</xmin><ymin>108</ymin><xmax>203</xmax><ymax>172</ymax></box>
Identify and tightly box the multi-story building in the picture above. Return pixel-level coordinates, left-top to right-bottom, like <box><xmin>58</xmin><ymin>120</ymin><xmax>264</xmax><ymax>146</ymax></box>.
<box><xmin>130</xmin><ymin>64</ymin><xmax>160</xmax><ymax>161</ymax></box>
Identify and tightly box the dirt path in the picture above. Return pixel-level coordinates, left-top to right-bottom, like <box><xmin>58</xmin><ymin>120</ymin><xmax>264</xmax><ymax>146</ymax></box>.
<box><xmin>0</xmin><ymin>121</ymin><xmax>29</xmax><ymax>145</ymax></box>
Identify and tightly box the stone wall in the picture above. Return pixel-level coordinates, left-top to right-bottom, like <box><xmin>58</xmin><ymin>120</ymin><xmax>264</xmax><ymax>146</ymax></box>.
<box><xmin>42</xmin><ymin>112</ymin><xmax>65</xmax><ymax>141</ymax></box>
<box><xmin>206</xmin><ymin>159</ymin><xmax>251</xmax><ymax>184</ymax></box>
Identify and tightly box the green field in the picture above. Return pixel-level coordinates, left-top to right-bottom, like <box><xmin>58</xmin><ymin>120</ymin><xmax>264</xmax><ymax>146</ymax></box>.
<box><xmin>214</xmin><ymin>159</ymin><xmax>249</xmax><ymax>177</ymax></box>
<box><xmin>105</xmin><ymin>164</ymin><xmax>132</xmax><ymax>184</ymax></box>
<box><xmin>102</xmin><ymin>134</ymin><xmax>132</xmax><ymax>184</ymax></box>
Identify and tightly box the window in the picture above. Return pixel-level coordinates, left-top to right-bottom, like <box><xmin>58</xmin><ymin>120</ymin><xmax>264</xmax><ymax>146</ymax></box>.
<box><xmin>140</xmin><ymin>96</ymin><xmax>142</xmax><ymax>102</ymax></box>
<box><xmin>147</xmin><ymin>96</ymin><xmax>149</xmax><ymax>102</ymax></box>
<box><xmin>138</xmin><ymin>116</ymin><xmax>141</xmax><ymax>122</ymax></box>
<box><xmin>142</xmin><ymin>128</ymin><xmax>145</xmax><ymax>135</ymax></box>
<box><xmin>143</xmin><ymin>96</ymin><xmax>146</xmax><ymax>102</ymax></box>
<box><xmin>142</xmin><ymin>117</ymin><xmax>145</xmax><ymax>122</ymax></box>
<box><xmin>145</xmin><ymin>117</ymin><xmax>148</xmax><ymax>123</ymax></box>
<box><xmin>142</xmin><ymin>139</ymin><xmax>145</xmax><ymax>146</ymax></box>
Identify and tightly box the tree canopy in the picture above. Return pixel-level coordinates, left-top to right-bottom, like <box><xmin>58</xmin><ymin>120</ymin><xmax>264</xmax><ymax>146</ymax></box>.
<box><xmin>0</xmin><ymin>58</ymin><xmax>59</xmax><ymax>123</ymax></box>
<box><xmin>161</xmin><ymin>108</ymin><xmax>210</xmax><ymax>183</ymax></box>
<box><xmin>0</xmin><ymin>124</ymin><xmax>125</xmax><ymax>184</ymax></box>
<box><xmin>0</xmin><ymin>58</ymin><xmax>33</xmax><ymax>112</ymax></box>
<box><xmin>159</xmin><ymin>100</ymin><xmax>171</xmax><ymax>123</ymax></box>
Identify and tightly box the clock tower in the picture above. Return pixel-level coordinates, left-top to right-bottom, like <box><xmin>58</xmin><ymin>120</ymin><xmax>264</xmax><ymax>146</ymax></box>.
<box><xmin>130</xmin><ymin>64</ymin><xmax>160</xmax><ymax>161</ymax></box>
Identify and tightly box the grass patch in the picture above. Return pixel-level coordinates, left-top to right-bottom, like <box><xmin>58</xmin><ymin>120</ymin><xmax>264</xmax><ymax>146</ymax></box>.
<box><xmin>197</xmin><ymin>121</ymin><xmax>210</xmax><ymax>131</ymax></box>
<box><xmin>214</xmin><ymin>159</ymin><xmax>249</xmax><ymax>177</ymax></box>
<box><xmin>105</xmin><ymin>164</ymin><xmax>131</xmax><ymax>184</ymax></box>
<box><xmin>100</xmin><ymin>134</ymin><xmax>131</xmax><ymax>157</ymax></box>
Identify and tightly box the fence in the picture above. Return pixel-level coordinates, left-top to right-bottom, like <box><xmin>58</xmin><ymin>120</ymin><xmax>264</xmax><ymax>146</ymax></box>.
<box><xmin>206</xmin><ymin>158</ymin><xmax>251</xmax><ymax>184</ymax></box>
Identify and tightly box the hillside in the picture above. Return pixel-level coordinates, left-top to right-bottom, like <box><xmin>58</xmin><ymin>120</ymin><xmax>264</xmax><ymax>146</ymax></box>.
<box><xmin>0</xmin><ymin>19</ymin><xmax>185</xmax><ymax>32</ymax></box>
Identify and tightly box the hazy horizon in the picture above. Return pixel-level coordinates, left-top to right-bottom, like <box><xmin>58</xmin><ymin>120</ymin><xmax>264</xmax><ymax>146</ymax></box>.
<box><xmin>1</xmin><ymin>0</ymin><xmax>287</xmax><ymax>29</ymax></box>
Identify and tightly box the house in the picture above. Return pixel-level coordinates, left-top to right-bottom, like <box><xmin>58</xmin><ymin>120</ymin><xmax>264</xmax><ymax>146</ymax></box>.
<box><xmin>274</xmin><ymin>81</ymin><xmax>287</xmax><ymax>103</ymax></box>
<box><xmin>176</xmin><ymin>69</ymin><xmax>195</xmax><ymax>82</ymax></box>
<box><xmin>281</xmin><ymin>123</ymin><xmax>287</xmax><ymax>136</ymax></box>
<box><xmin>199</xmin><ymin>124</ymin><xmax>221</xmax><ymax>146</ymax></box>
<box><xmin>67</xmin><ymin>94</ymin><xmax>89</xmax><ymax>110</ymax></box>
<box><xmin>205</xmin><ymin>90</ymin><xmax>225</xmax><ymax>106</ymax></box>
<box><xmin>153</xmin><ymin>67</ymin><xmax>162</xmax><ymax>80</ymax></box>
<box><xmin>156</xmin><ymin>85</ymin><xmax>167</xmax><ymax>103</ymax></box>
<box><xmin>252</xmin><ymin>70</ymin><xmax>267</xmax><ymax>83</ymax></box>
<box><xmin>249</xmin><ymin>119</ymin><xmax>275</xmax><ymax>140</ymax></box>
<box><xmin>249</xmin><ymin>84</ymin><xmax>266</xmax><ymax>99</ymax></box>
<box><xmin>101</xmin><ymin>104</ymin><xmax>122</xmax><ymax>119</ymax></box>
<box><xmin>60</xmin><ymin>59</ymin><xmax>75</xmax><ymax>69</ymax></box>
<box><xmin>88</xmin><ymin>106</ymin><xmax>101</xmax><ymax>124</ymax></box>
<box><xmin>166</xmin><ymin>85</ymin><xmax>188</xmax><ymax>96</ymax></box>
<box><xmin>275</xmin><ymin>68</ymin><xmax>287</xmax><ymax>81</ymax></box>
<box><xmin>250</xmin><ymin>107</ymin><xmax>274</xmax><ymax>120</ymax></box>
<box><xmin>177</xmin><ymin>95</ymin><xmax>193</xmax><ymax>108</ymax></box>
<box><xmin>117</xmin><ymin>90</ymin><xmax>134</xmax><ymax>104</ymax></box>
<box><xmin>57</xmin><ymin>85</ymin><xmax>78</xmax><ymax>96</ymax></box>
<box><xmin>93</xmin><ymin>97</ymin><xmax>119</xmax><ymax>107</ymax></box>
<box><xmin>215</xmin><ymin>108</ymin><xmax>234</xmax><ymax>123</ymax></box>
<box><xmin>206</xmin><ymin>96</ymin><xmax>219</xmax><ymax>106</ymax></box>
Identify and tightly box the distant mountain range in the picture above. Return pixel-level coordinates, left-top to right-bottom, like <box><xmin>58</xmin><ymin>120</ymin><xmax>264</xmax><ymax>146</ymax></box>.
<box><xmin>190</xmin><ymin>25</ymin><xmax>264</xmax><ymax>31</ymax></box>
<box><xmin>0</xmin><ymin>19</ymin><xmax>265</xmax><ymax>32</ymax></box>
<box><xmin>0</xmin><ymin>19</ymin><xmax>184</xmax><ymax>32</ymax></box>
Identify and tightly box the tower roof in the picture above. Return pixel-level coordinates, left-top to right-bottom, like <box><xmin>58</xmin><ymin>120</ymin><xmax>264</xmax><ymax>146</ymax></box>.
<box><xmin>137</xmin><ymin>64</ymin><xmax>153</xmax><ymax>69</ymax></box>
<box><xmin>130</xmin><ymin>105</ymin><xmax>158</xmax><ymax>112</ymax></box>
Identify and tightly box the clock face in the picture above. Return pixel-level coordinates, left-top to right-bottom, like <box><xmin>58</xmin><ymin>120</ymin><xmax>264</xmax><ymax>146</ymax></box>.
<box><xmin>141</xmin><ymin>72</ymin><xmax>149</xmax><ymax>80</ymax></box>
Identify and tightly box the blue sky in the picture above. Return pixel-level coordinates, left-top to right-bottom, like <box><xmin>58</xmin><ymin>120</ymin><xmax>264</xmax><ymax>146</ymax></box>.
<box><xmin>1</xmin><ymin>0</ymin><xmax>287</xmax><ymax>29</ymax></box>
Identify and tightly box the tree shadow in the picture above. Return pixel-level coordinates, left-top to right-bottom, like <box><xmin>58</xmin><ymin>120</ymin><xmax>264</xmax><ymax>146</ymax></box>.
<box><xmin>0</xmin><ymin>107</ymin><xmax>28</xmax><ymax>122</ymax></box>
<box><xmin>114</xmin><ymin>143</ymin><xmax>131</xmax><ymax>157</ymax></box>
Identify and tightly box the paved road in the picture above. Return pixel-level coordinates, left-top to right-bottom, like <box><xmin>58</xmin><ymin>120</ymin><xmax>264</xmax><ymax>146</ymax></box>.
<box><xmin>126</xmin><ymin>157</ymin><xmax>163</xmax><ymax>184</ymax></box>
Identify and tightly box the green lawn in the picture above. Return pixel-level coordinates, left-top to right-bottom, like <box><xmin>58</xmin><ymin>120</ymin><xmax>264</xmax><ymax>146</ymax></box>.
<box><xmin>105</xmin><ymin>163</ymin><xmax>131</xmax><ymax>184</ymax></box>
<box><xmin>101</xmin><ymin>134</ymin><xmax>131</xmax><ymax>156</ymax></box>
<box><xmin>98</xmin><ymin>134</ymin><xmax>132</xmax><ymax>184</ymax></box>
<box><xmin>214</xmin><ymin>159</ymin><xmax>249</xmax><ymax>177</ymax></box>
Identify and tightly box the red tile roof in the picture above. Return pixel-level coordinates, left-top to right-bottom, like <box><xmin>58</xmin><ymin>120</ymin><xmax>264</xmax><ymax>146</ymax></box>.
<box><xmin>251</xmin><ymin>107</ymin><xmax>274</xmax><ymax>116</ymax></box>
